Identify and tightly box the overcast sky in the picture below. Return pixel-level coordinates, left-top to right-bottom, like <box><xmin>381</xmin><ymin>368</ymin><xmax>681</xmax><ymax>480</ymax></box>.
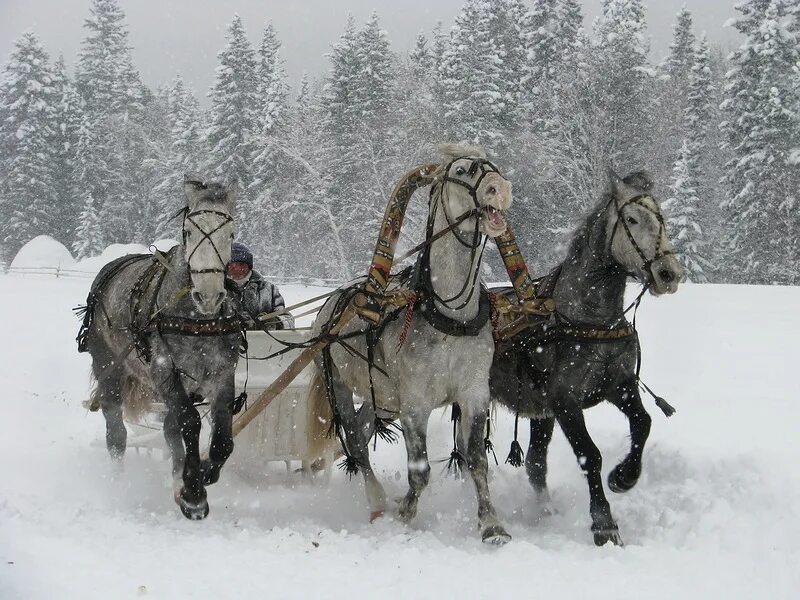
<box><xmin>1</xmin><ymin>0</ymin><xmax>741</xmax><ymax>100</ymax></box>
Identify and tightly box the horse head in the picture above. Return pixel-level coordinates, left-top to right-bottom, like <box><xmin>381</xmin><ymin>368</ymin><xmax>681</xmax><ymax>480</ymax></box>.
<box><xmin>432</xmin><ymin>144</ymin><xmax>512</xmax><ymax>239</ymax></box>
<box><xmin>181</xmin><ymin>175</ymin><xmax>236</xmax><ymax>315</ymax></box>
<box><xmin>605</xmin><ymin>169</ymin><xmax>683</xmax><ymax>296</ymax></box>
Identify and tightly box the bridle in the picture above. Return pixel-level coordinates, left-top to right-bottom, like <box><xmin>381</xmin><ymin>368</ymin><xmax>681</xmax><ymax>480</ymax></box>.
<box><xmin>608</xmin><ymin>193</ymin><xmax>672</xmax><ymax>281</ymax></box>
<box><xmin>181</xmin><ymin>208</ymin><xmax>234</xmax><ymax>276</ymax></box>
<box><xmin>420</xmin><ymin>156</ymin><xmax>505</xmax><ymax>310</ymax></box>
<box><xmin>434</xmin><ymin>156</ymin><xmax>503</xmax><ymax>249</ymax></box>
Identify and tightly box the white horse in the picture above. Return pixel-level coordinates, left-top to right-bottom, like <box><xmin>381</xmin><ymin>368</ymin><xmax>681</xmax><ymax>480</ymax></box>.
<box><xmin>309</xmin><ymin>144</ymin><xmax>513</xmax><ymax>544</ymax></box>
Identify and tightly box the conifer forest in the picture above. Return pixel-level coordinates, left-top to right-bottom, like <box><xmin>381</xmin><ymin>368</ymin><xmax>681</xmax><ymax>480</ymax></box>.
<box><xmin>1</xmin><ymin>0</ymin><xmax>798</xmax><ymax>285</ymax></box>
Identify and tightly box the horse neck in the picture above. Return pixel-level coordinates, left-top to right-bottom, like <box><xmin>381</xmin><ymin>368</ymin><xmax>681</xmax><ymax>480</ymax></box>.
<box><xmin>553</xmin><ymin>207</ymin><xmax>628</xmax><ymax>327</ymax></box>
<box><xmin>158</xmin><ymin>246</ymin><xmax>192</xmax><ymax>297</ymax></box>
<box><xmin>426</xmin><ymin>194</ymin><xmax>483</xmax><ymax>320</ymax></box>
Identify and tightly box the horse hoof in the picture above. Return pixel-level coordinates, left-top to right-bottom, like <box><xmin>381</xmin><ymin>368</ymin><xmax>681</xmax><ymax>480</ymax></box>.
<box><xmin>608</xmin><ymin>465</ymin><xmax>638</xmax><ymax>494</ymax></box>
<box><xmin>369</xmin><ymin>510</ymin><xmax>384</xmax><ymax>523</ymax></box>
<box><xmin>482</xmin><ymin>525</ymin><xmax>512</xmax><ymax>546</ymax></box>
<box><xmin>592</xmin><ymin>528</ymin><xmax>623</xmax><ymax>547</ymax></box>
<box><xmin>179</xmin><ymin>498</ymin><xmax>210</xmax><ymax>521</ymax></box>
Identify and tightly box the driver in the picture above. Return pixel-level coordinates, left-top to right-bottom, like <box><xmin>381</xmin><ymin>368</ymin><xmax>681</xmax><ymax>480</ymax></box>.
<box><xmin>226</xmin><ymin>242</ymin><xmax>294</xmax><ymax>330</ymax></box>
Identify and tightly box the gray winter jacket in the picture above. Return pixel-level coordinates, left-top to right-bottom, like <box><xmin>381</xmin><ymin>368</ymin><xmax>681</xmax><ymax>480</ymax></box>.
<box><xmin>228</xmin><ymin>270</ymin><xmax>294</xmax><ymax>330</ymax></box>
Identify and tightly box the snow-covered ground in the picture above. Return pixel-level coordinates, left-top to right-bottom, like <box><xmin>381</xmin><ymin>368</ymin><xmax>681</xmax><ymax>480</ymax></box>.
<box><xmin>1</xmin><ymin>262</ymin><xmax>798</xmax><ymax>598</ymax></box>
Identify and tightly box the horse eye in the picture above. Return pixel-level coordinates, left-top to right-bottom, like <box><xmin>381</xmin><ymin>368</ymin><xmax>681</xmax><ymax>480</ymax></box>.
<box><xmin>626</xmin><ymin>217</ymin><xmax>638</xmax><ymax>225</ymax></box>
<box><xmin>455</xmin><ymin>167</ymin><xmax>466</xmax><ymax>176</ymax></box>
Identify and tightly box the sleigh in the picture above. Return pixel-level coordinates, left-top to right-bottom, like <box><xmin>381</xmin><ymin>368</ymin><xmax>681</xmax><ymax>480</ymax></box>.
<box><xmin>123</xmin><ymin>328</ymin><xmax>334</xmax><ymax>476</ymax></box>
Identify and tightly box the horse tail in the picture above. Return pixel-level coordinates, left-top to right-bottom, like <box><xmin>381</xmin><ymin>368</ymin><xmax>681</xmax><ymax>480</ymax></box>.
<box><xmin>83</xmin><ymin>371</ymin><xmax>101</xmax><ymax>412</ymax></box>
<box><xmin>121</xmin><ymin>375</ymin><xmax>154</xmax><ymax>422</ymax></box>
<box><xmin>305</xmin><ymin>365</ymin><xmax>338</xmax><ymax>465</ymax></box>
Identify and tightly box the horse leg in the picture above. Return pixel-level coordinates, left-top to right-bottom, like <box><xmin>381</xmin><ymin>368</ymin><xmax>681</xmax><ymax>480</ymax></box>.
<box><xmin>158</xmin><ymin>369</ymin><xmax>208</xmax><ymax>520</ymax></box>
<box><xmin>397</xmin><ymin>409</ymin><xmax>430</xmax><ymax>523</ymax></box>
<box><xmin>525</xmin><ymin>417</ymin><xmax>555</xmax><ymax>513</ymax></box>
<box><xmin>333</xmin><ymin>376</ymin><xmax>386</xmax><ymax>521</ymax></box>
<box><xmin>461</xmin><ymin>403</ymin><xmax>511</xmax><ymax>545</ymax></box>
<box><xmin>162</xmin><ymin>407</ymin><xmax>185</xmax><ymax>483</ymax></box>
<box><xmin>200</xmin><ymin>377</ymin><xmax>235</xmax><ymax>486</ymax></box>
<box><xmin>95</xmin><ymin>368</ymin><xmax>126</xmax><ymax>460</ymax></box>
<box><xmin>553</xmin><ymin>397</ymin><xmax>622</xmax><ymax>546</ymax></box>
<box><xmin>607</xmin><ymin>383</ymin><xmax>651</xmax><ymax>493</ymax></box>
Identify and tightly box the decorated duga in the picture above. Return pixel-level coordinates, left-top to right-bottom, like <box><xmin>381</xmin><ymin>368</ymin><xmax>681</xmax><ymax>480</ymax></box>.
<box><xmin>77</xmin><ymin>144</ymin><xmax>683</xmax><ymax>547</ymax></box>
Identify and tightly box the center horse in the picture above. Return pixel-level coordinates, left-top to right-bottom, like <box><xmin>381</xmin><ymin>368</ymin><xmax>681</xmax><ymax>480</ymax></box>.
<box><xmin>489</xmin><ymin>169</ymin><xmax>683</xmax><ymax>545</ymax></box>
<box><xmin>78</xmin><ymin>177</ymin><xmax>241</xmax><ymax>520</ymax></box>
<box><xmin>309</xmin><ymin>144</ymin><xmax>514</xmax><ymax>544</ymax></box>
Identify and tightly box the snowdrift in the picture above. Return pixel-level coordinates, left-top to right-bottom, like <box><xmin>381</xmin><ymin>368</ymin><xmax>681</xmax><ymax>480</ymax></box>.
<box><xmin>0</xmin><ymin>274</ymin><xmax>797</xmax><ymax>599</ymax></box>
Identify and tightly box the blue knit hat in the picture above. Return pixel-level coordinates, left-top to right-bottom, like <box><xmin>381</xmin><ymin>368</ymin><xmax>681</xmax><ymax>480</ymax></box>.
<box><xmin>231</xmin><ymin>242</ymin><xmax>253</xmax><ymax>268</ymax></box>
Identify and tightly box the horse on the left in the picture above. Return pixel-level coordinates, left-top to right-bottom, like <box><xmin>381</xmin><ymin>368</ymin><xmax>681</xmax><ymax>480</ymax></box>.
<box><xmin>77</xmin><ymin>176</ymin><xmax>242</xmax><ymax>520</ymax></box>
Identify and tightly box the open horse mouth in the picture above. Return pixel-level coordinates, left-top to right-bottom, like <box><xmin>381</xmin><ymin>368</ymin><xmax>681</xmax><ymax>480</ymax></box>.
<box><xmin>481</xmin><ymin>206</ymin><xmax>508</xmax><ymax>237</ymax></box>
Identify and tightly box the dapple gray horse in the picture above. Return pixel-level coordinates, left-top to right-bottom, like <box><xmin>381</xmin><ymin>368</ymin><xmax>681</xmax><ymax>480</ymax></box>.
<box><xmin>309</xmin><ymin>144</ymin><xmax>514</xmax><ymax>544</ymax></box>
<box><xmin>79</xmin><ymin>177</ymin><xmax>240</xmax><ymax>520</ymax></box>
<box><xmin>490</xmin><ymin>170</ymin><xmax>683</xmax><ymax>545</ymax></box>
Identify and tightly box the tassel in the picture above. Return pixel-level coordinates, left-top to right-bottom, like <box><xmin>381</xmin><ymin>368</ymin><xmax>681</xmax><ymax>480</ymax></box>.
<box><xmin>373</xmin><ymin>417</ymin><xmax>400</xmax><ymax>445</ymax></box>
<box><xmin>446</xmin><ymin>449</ymin><xmax>465</xmax><ymax>479</ymax></box>
<box><xmin>484</xmin><ymin>437</ymin><xmax>498</xmax><ymax>466</ymax></box>
<box><xmin>230</xmin><ymin>391</ymin><xmax>247</xmax><ymax>415</ymax></box>
<box><xmin>484</xmin><ymin>409</ymin><xmax>498</xmax><ymax>465</ymax></box>
<box><xmin>451</xmin><ymin>403</ymin><xmax>461</xmax><ymax>423</ymax></box>
<box><xmin>654</xmin><ymin>396</ymin><xmax>676</xmax><ymax>417</ymax></box>
<box><xmin>337</xmin><ymin>455</ymin><xmax>360</xmax><ymax>478</ymax></box>
<box><xmin>506</xmin><ymin>440</ymin><xmax>524</xmax><ymax>467</ymax></box>
<box><xmin>639</xmin><ymin>379</ymin><xmax>677</xmax><ymax>418</ymax></box>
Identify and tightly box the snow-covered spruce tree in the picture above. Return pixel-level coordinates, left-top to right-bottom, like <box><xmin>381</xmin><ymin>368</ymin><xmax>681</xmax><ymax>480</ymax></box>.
<box><xmin>0</xmin><ymin>32</ymin><xmax>59</xmax><ymax>263</ymax></box>
<box><xmin>410</xmin><ymin>31</ymin><xmax>433</xmax><ymax>74</ymax></box>
<box><xmin>319</xmin><ymin>13</ymin><xmax>397</xmax><ymax>277</ymax></box>
<box><xmin>719</xmin><ymin>0</ymin><xmax>800</xmax><ymax>284</ymax></box>
<box><xmin>72</xmin><ymin>112</ymin><xmax>108</xmax><ymax>258</ymax></box>
<box><xmin>319</xmin><ymin>15</ymin><xmax>362</xmax><ymax>279</ymax></box>
<box><xmin>247</xmin><ymin>23</ymin><xmax>290</xmax><ymax>273</ymax></box>
<box><xmin>50</xmin><ymin>55</ymin><xmax>82</xmax><ymax>250</ymax></box>
<box><xmin>520</xmin><ymin>0</ymin><xmax>561</xmax><ymax>125</ymax></box>
<box><xmin>684</xmin><ymin>34</ymin><xmax>724</xmax><ymax>276</ymax></box>
<box><xmin>652</xmin><ymin>6</ymin><xmax>697</xmax><ymax>191</ymax></box>
<box><xmin>283</xmin><ymin>75</ymin><xmax>352</xmax><ymax>280</ymax></box>
<box><xmin>664</xmin><ymin>140</ymin><xmax>708</xmax><ymax>282</ymax></box>
<box><xmin>586</xmin><ymin>0</ymin><xmax>654</xmax><ymax>170</ymax></box>
<box><xmin>73</xmin><ymin>193</ymin><xmax>104</xmax><ymax>259</ymax></box>
<box><xmin>665</xmin><ymin>6</ymin><xmax>696</xmax><ymax>93</ymax></box>
<box><xmin>152</xmin><ymin>75</ymin><xmax>205</xmax><ymax>240</ymax></box>
<box><xmin>439</xmin><ymin>0</ymin><xmax>506</xmax><ymax>148</ymax></box>
<box><xmin>206</xmin><ymin>14</ymin><xmax>258</xmax><ymax>219</ymax></box>
<box><xmin>75</xmin><ymin>0</ymin><xmax>147</xmax><ymax>119</ymax></box>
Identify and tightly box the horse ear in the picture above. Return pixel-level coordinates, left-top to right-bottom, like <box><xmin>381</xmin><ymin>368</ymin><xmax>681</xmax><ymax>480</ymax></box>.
<box><xmin>224</xmin><ymin>181</ymin><xmax>237</xmax><ymax>215</ymax></box>
<box><xmin>607</xmin><ymin>166</ymin><xmax>623</xmax><ymax>195</ymax></box>
<box><xmin>622</xmin><ymin>171</ymin><xmax>654</xmax><ymax>192</ymax></box>
<box><xmin>183</xmin><ymin>174</ymin><xmax>206</xmax><ymax>206</ymax></box>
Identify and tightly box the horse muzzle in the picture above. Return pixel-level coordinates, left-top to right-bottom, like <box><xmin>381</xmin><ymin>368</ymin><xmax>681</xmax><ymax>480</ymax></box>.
<box><xmin>478</xmin><ymin>175</ymin><xmax>512</xmax><ymax>238</ymax></box>
<box><xmin>648</xmin><ymin>255</ymin><xmax>682</xmax><ymax>296</ymax></box>
<box><xmin>190</xmin><ymin>289</ymin><xmax>226</xmax><ymax>315</ymax></box>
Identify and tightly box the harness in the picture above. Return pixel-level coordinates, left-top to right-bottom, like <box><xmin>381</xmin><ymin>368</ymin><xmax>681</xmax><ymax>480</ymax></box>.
<box><xmin>76</xmin><ymin>207</ymin><xmax>242</xmax><ymax>364</ymax></box>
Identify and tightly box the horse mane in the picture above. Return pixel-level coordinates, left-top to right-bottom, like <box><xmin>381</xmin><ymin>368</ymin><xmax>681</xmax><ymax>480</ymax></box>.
<box><xmin>563</xmin><ymin>170</ymin><xmax>654</xmax><ymax>262</ymax></box>
<box><xmin>184</xmin><ymin>174</ymin><xmax>230</xmax><ymax>204</ymax></box>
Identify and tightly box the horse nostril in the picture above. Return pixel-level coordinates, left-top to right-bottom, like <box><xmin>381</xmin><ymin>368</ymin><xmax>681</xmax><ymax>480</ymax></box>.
<box><xmin>191</xmin><ymin>290</ymin><xmax>202</xmax><ymax>305</ymax></box>
<box><xmin>216</xmin><ymin>291</ymin><xmax>226</xmax><ymax>306</ymax></box>
<box><xmin>658</xmin><ymin>268</ymin><xmax>674</xmax><ymax>283</ymax></box>
<box><xmin>487</xmin><ymin>186</ymin><xmax>496</xmax><ymax>195</ymax></box>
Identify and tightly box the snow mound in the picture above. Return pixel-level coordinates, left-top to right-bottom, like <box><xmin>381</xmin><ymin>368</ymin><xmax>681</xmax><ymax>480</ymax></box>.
<box><xmin>10</xmin><ymin>235</ymin><xmax>75</xmax><ymax>270</ymax></box>
<box><xmin>152</xmin><ymin>238</ymin><xmax>179</xmax><ymax>252</ymax></box>
<box><xmin>76</xmin><ymin>243</ymin><xmax>151</xmax><ymax>273</ymax></box>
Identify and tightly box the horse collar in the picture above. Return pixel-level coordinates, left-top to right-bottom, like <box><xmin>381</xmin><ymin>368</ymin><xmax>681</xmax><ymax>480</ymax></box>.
<box><xmin>411</xmin><ymin>252</ymin><xmax>491</xmax><ymax>337</ymax></box>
